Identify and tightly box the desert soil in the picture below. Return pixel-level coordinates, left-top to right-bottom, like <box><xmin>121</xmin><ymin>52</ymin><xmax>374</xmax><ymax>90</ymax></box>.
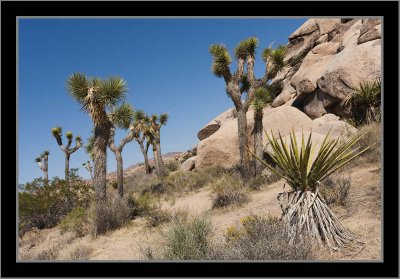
<box><xmin>19</xmin><ymin>163</ymin><xmax>381</xmax><ymax>261</ymax></box>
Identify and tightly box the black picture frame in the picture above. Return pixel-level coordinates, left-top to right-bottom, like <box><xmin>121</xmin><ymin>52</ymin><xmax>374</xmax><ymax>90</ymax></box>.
<box><xmin>2</xmin><ymin>1</ymin><xmax>398</xmax><ymax>277</ymax></box>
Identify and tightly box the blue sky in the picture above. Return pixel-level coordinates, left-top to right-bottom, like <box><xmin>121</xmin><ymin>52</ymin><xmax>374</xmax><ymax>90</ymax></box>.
<box><xmin>18</xmin><ymin>18</ymin><xmax>307</xmax><ymax>184</ymax></box>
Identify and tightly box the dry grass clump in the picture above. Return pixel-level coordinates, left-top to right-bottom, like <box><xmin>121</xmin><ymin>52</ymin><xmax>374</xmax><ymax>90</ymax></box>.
<box><xmin>211</xmin><ymin>173</ymin><xmax>249</xmax><ymax>208</ymax></box>
<box><xmin>209</xmin><ymin>215</ymin><xmax>314</xmax><ymax>260</ymax></box>
<box><xmin>320</xmin><ymin>173</ymin><xmax>352</xmax><ymax>206</ymax></box>
<box><xmin>130</xmin><ymin>192</ymin><xmax>171</xmax><ymax>227</ymax></box>
<box><xmin>351</xmin><ymin>121</ymin><xmax>381</xmax><ymax>165</ymax></box>
<box><xmin>67</xmin><ymin>244</ymin><xmax>93</xmax><ymax>260</ymax></box>
<box><xmin>94</xmin><ymin>196</ymin><xmax>135</xmax><ymax>235</ymax></box>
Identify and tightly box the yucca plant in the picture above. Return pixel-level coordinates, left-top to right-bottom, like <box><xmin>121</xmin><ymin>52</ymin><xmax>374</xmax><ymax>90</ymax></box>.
<box><xmin>341</xmin><ymin>78</ymin><xmax>381</xmax><ymax>125</ymax></box>
<box><xmin>250</xmin><ymin>129</ymin><xmax>370</xmax><ymax>250</ymax></box>
<box><xmin>107</xmin><ymin>103</ymin><xmax>136</xmax><ymax>197</ymax></box>
<box><xmin>35</xmin><ymin>151</ymin><xmax>50</xmax><ymax>184</ymax></box>
<box><xmin>51</xmin><ymin>126</ymin><xmax>82</xmax><ymax>186</ymax></box>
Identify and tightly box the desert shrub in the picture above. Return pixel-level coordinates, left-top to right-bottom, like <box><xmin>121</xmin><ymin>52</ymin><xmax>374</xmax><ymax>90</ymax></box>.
<box><xmin>211</xmin><ymin>174</ymin><xmax>249</xmax><ymax>208</ymax></box>
<box><xmin>18</xmin><ymin>177</ymin><xmax>93</xmax><ymax>236</ymax></box>
<box><xmin>209</xmin><ymin>215</ymin><xmax>314</xmax><ymax>260</ymax></box>
<box><xmin>36</xmin><ymin>246</ymin><xmax>59</xmax><ymax>260</ymax></box>
<box><xmin>352</xmin><ymin>121</ymin><xmax>381</xmax><ymax>164</ymax></box>
<box><xmin>67</xmin><ymin>244</ymin><xmax>93</xmax><ymax>260</ymax></box>
<box><xmin>58</xmin><ymin>206</ymin><xmax>91</xmax><ymax>237</ymax></box>
<box><xmin>94</xmin><ymin>196</ymin><xmax>135</xmax><ymax>235</ymax></box>
<box><xmin>320</xmin><ymin>173</ymin><xmax>352</xmax><ymax>206</ymax></box>
<box><xmin>111</xmin><ymin>180</ymin><xmax>118</xmax><ymax>190</ymax></box>
<box><xmin>124</xmin><ymin>173</ymin><xmax>160</xmax><ymax>195</ymax></box>
<box><xmin>165</xmin><ymin>160</ymin><xmax>179</xmax><ymax>173</ymax></box>
<box><xmin>130</xmin><ymin>192</ymin><xmax>171</xmax><ymax>227</ymax></box>
<box><xmin>342</xmin><ymin>78</ymin><xmax>381</xmax><ymax>126</ymax></box>
<box><xmin>163</xmin><ymin>215</ymin><xmax>214</xmax><ymax>260</ymax></box>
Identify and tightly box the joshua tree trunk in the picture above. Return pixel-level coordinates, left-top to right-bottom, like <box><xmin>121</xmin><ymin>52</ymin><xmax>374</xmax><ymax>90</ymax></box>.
<box><xmin>155</xmin><ymin>140</ymin><xmax>165</xmax><ymax>177</ymax></box>
<box><xmin>115</xmin><ymin>150</ymin><xmax>124</xmax><ymax>197</ymax></box>
<box><xmin>93</xmin><ymin>126</ymin><xmax>110</xmax><ymax>201</ymax></box>
<box><xmin>253</xmin><ymin>110</ymin><xmax>264</xmax><ymax>176</ymax></box>
<box><xmin>65</xmin><ymin>153</ymin><xmax>70</xmax><ymax>186</ymax></box>
<box><xmin>152</xmin><ymin>145</ymin><xmax>159</xmax><ymax>176</ymax></box>
<box><xmin>237</xmin><ymin>109</ymin><xmax>251</xmax><ymax>179</ymax></box>
<box><xmin>139</xmin><ymin>142</ymin><xmax>150</xmax><ymax>174</ymax></box>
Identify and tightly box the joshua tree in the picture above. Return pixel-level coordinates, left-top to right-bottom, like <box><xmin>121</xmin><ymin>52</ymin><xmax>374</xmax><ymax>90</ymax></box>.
<box><xmin>107</xmin><ymin>103</ymin><xmax>136</xmax><ymax>197</ymax></box>
<box><xmin>132</xmin><ymin>110</ymin><xmax>152</xmax><ymax>174</ymax></box>
<box><xmin>251</xmin><ymin>129</ymin><xmax>370</xmax><ymax>250</ymax></box>
<box><xmin>82</xmin><ymin>161</ymin><xmax>94</xmax><ymax>183</ymax></box>
<box><xmin>251</xmin><ymin>45</ymin><xmax>286</xmax><ymax>176</ymax></box>
<box><xmin>148</xmin><ymin>113</ymin><xmax>168</xmax><ymax>177</ymax></box>
<box><xmin>51</xmin><ymin>126</ymin><xmax>82</xmax><ymax>185</ymax></box>
<box><xmin>67</xmin><ymin>73</ymin><xmax>127</xmax><ymax>201</ymax></box>
<box><xmin>35</xmin><ymin>150</ymin><xmax>49</xmax><ymax>184</ymax></box>
<box><xmin>210</xmin><ymin>37</ymin><xmax>267</xmax><ymax>179</ymax></box>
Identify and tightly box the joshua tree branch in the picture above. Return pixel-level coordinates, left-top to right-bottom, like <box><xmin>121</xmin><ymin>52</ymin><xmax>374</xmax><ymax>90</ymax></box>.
<box><xmin>233</xmin><ymin>58</ymin><xmax>245</xmax><ymax>84</ymax></box>
<box><xmin>65</xmin><ymin>138</ymin><xmax>73</xmax><ymax>149</ymax></box>
<box><xmin>118</xmin><ymin>126</ymin><xmax>135</xmax><ymax>151</ymax></box>
<box><xmin>54</xmin><ymin>134</ymin><xmax>67</xmax><ymax>152</ymax></box>
<box><xmin>69</xmin><ymin>140</ymin><xmax>82</xmax><ymax>154</ymax></box>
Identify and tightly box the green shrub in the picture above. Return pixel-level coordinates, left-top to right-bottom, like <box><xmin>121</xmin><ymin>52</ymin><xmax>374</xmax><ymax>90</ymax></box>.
<box><xmin>211</xmin><ymin>174</ymin><xmax>248</xmax><ymax>208</ymax></box>
<box><xmin>111</xmin><ymin>180</ymin><xmax>118</xmax><ymax>190</ymax></box>
<box><xmin>18</xmin><ymin>178</ymin><xmax>93</xmax><ymax>236</ymax></box>
<box><xmin>58</xmin><ymin>206</ymin><xmax>91</xmax><ymax>237</ymax></box>
<box><xmin>165</xmin><ymin>160</ymin><xmax>179</xmax><ymax>174</ymax></box>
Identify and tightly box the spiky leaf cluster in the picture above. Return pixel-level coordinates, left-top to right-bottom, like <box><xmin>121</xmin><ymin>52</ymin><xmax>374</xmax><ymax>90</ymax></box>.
<box><xmin>35</xmin><ymin>157</ymin><xmax>41</xmax><ymax>163</ymax></box>
<box><xmin>250</xmin><ymin>129</ymin><xmax>370</xmax><ymax>192</ymax></box>
<box><xmin>234</xmin><ymin>37</ymin><xmax>259</xmax><ymax>59</ymax></box>
<box><xmin>43</xmin><ymin>150</ymin><xmax>50</xmax><ymax>156</ymax></box>
<box><xmin>240</xmin><ymin>74</ymin><xmax>250</xmax><ymax>94</ymax></box>
<box><xmin>85</xmin><ymin>135</ymin><xmax>95</xmax><ymax>160</ymax></box>
<box><xmin>110</xmin><ymin>103</ymin><xmax>134</xmax><ymax>130</ymax></box>
<box><xmin>267</xmin><ymin>79</ymin><xmax>284</xmax><ymax>98</ymax></box>
<box><xmin>209</xmin><ymin>44</ymin><xmax>232</xmax><ymax>78</ymax></box>
<box><xmin>262</xmin><ymin>45</ymin><xmax>287</xmax><ymax>79</ymax></box>
<box><xmin>51</xmin><ymin>126</ymin><xmax>62</xmax><ymax>136</ymax></box>
<box><xmin>66</xmin><ymin>132</ymin><xmax>73</xmax><ymax>140</ymax></box>
<box><xmin>66</xmin><ymin>73</ymin><xmax>128</xmax><ymax>112</ymax></box>
<box><xmin>252</xmin><ymin>87</ymin><xmax>272</xmax><ymax>112</ymax></box>
<box><xmin>159</xmin><ymin>113</ymin><xmax>169</xmax><ymax>126</ymax></box>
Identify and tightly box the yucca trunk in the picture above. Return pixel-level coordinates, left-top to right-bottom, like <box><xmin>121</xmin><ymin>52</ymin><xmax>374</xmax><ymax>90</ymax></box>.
<box><xmin>43</xmin><ymin>156</ymin><xmax>49</xmax><ymax>184</ymax></box>
<box><xmin>155</xmin><ymin>140</ymin><xmax>165</xmax><ymax>177</ymax></box>
<box><xmin>237</xmin><ymin>109</ymin><xmax>251</xmax><ymax>179</ymax></box>
<box><xmin>253</xmin><ymin>110</ymin><xmax>264</xmax><ymax>176</ymax></box>
<box><xmin>115</xmin><ymin>150</ymin><xmax>124</xmax><ymax>197</ymax></box>
<box><xmin>65</xmin><ymin>153</ymin><xmax>70</xmax><ymax>186</ymax></box>
<box><xmin>279</xmin><ymin>190</ymin><xmax>358</xmax><ymax>250</ymax></box>
<box><xmin>139</xmin><ymin>142</ymin><xmax>150</xmax><ymax>174</ymax></box>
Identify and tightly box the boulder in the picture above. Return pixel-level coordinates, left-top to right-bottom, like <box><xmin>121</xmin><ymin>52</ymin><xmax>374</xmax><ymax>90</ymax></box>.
<box><xmin>180</xmin><ymin>156</ymin><xmax>197</xmax><ymax>172</ymax></box>
<box><xmin>291</xmin><ymin>50</ymin><xmax>335</xmax><ymax>95</ymax></box>
<box><xmin>303</xmin><ymin>89</ymin><xmax>339</xmax><ymax>119</ymax></box>
<box><xmin>315</xmin><ymin>34</ymin><xmax>329</xmax><ymax>45</ymax></box>
<box><xmin>359</xmin><ymin>19</ymin><xmax>381</xmax><ymax>37</ymax></box>
<box><xmin>311</xmin><ymin>42</ymin><xmax>341</xmax><ymax>56</ymax></box>
<box><xmin>315</xmin><ymin>18</ymin><xmax>341</xmax><ymax>35</ymax></box>
<box><xmin>196</xmin><ymin>106</ymin><xmax>314</xmax><ymax>168</ymax></box>
<box><xmin>271</xmin><ymin>79</ymin><xmax>296</xmax><ymax>107</ymax></box>
<box><xmin>358</xmin><ymin>23</ymin><xmax>381</xmax><ymax>44</ymax></box>
<box><xmin>317</xmin><ymin>39</ymin><xmax>381</xmax><ymax>101</ymax></box>
<box><xmin>288</xmin><ymin>19</ymin><xmax>318</xmax><ymax>41</ymax></box>
<box><xmin>197</xmin><ymin>107</ymin><xmax>237</xmax><ymax>140</ymax></box>
<box><xmin>312</xmin><ymin>113</ymin><xmax>340</xmax><ymax>123</ymax></box>
<box><xmin>312</xmin><ymin>118</ymin><xmax>358</xmax><ymax>138</ymax></box>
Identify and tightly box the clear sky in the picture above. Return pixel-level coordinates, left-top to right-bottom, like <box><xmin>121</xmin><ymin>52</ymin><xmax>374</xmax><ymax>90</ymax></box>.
<box><xmin>18</xmin><ymin>18</ymin><xmax>307</xmax><ymax>184</ymax></box>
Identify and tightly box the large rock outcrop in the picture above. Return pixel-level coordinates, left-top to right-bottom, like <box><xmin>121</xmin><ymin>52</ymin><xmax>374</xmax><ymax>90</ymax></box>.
<box><xmin>272</xmin><ymin>18</ymin><xmax>381</xmax><ymax>119</ymax></box>
<box><xmin>197</xmin><ymin>107</ymin><xmax>237</xmax><ymax>141</ymax></box>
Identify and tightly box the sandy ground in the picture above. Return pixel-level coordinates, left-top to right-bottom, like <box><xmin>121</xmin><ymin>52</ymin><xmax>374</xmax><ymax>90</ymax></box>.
<box><xmin>19</xmin><ymin>163</ymin><xmax>381</xmax><ymax>261</ymax></box>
